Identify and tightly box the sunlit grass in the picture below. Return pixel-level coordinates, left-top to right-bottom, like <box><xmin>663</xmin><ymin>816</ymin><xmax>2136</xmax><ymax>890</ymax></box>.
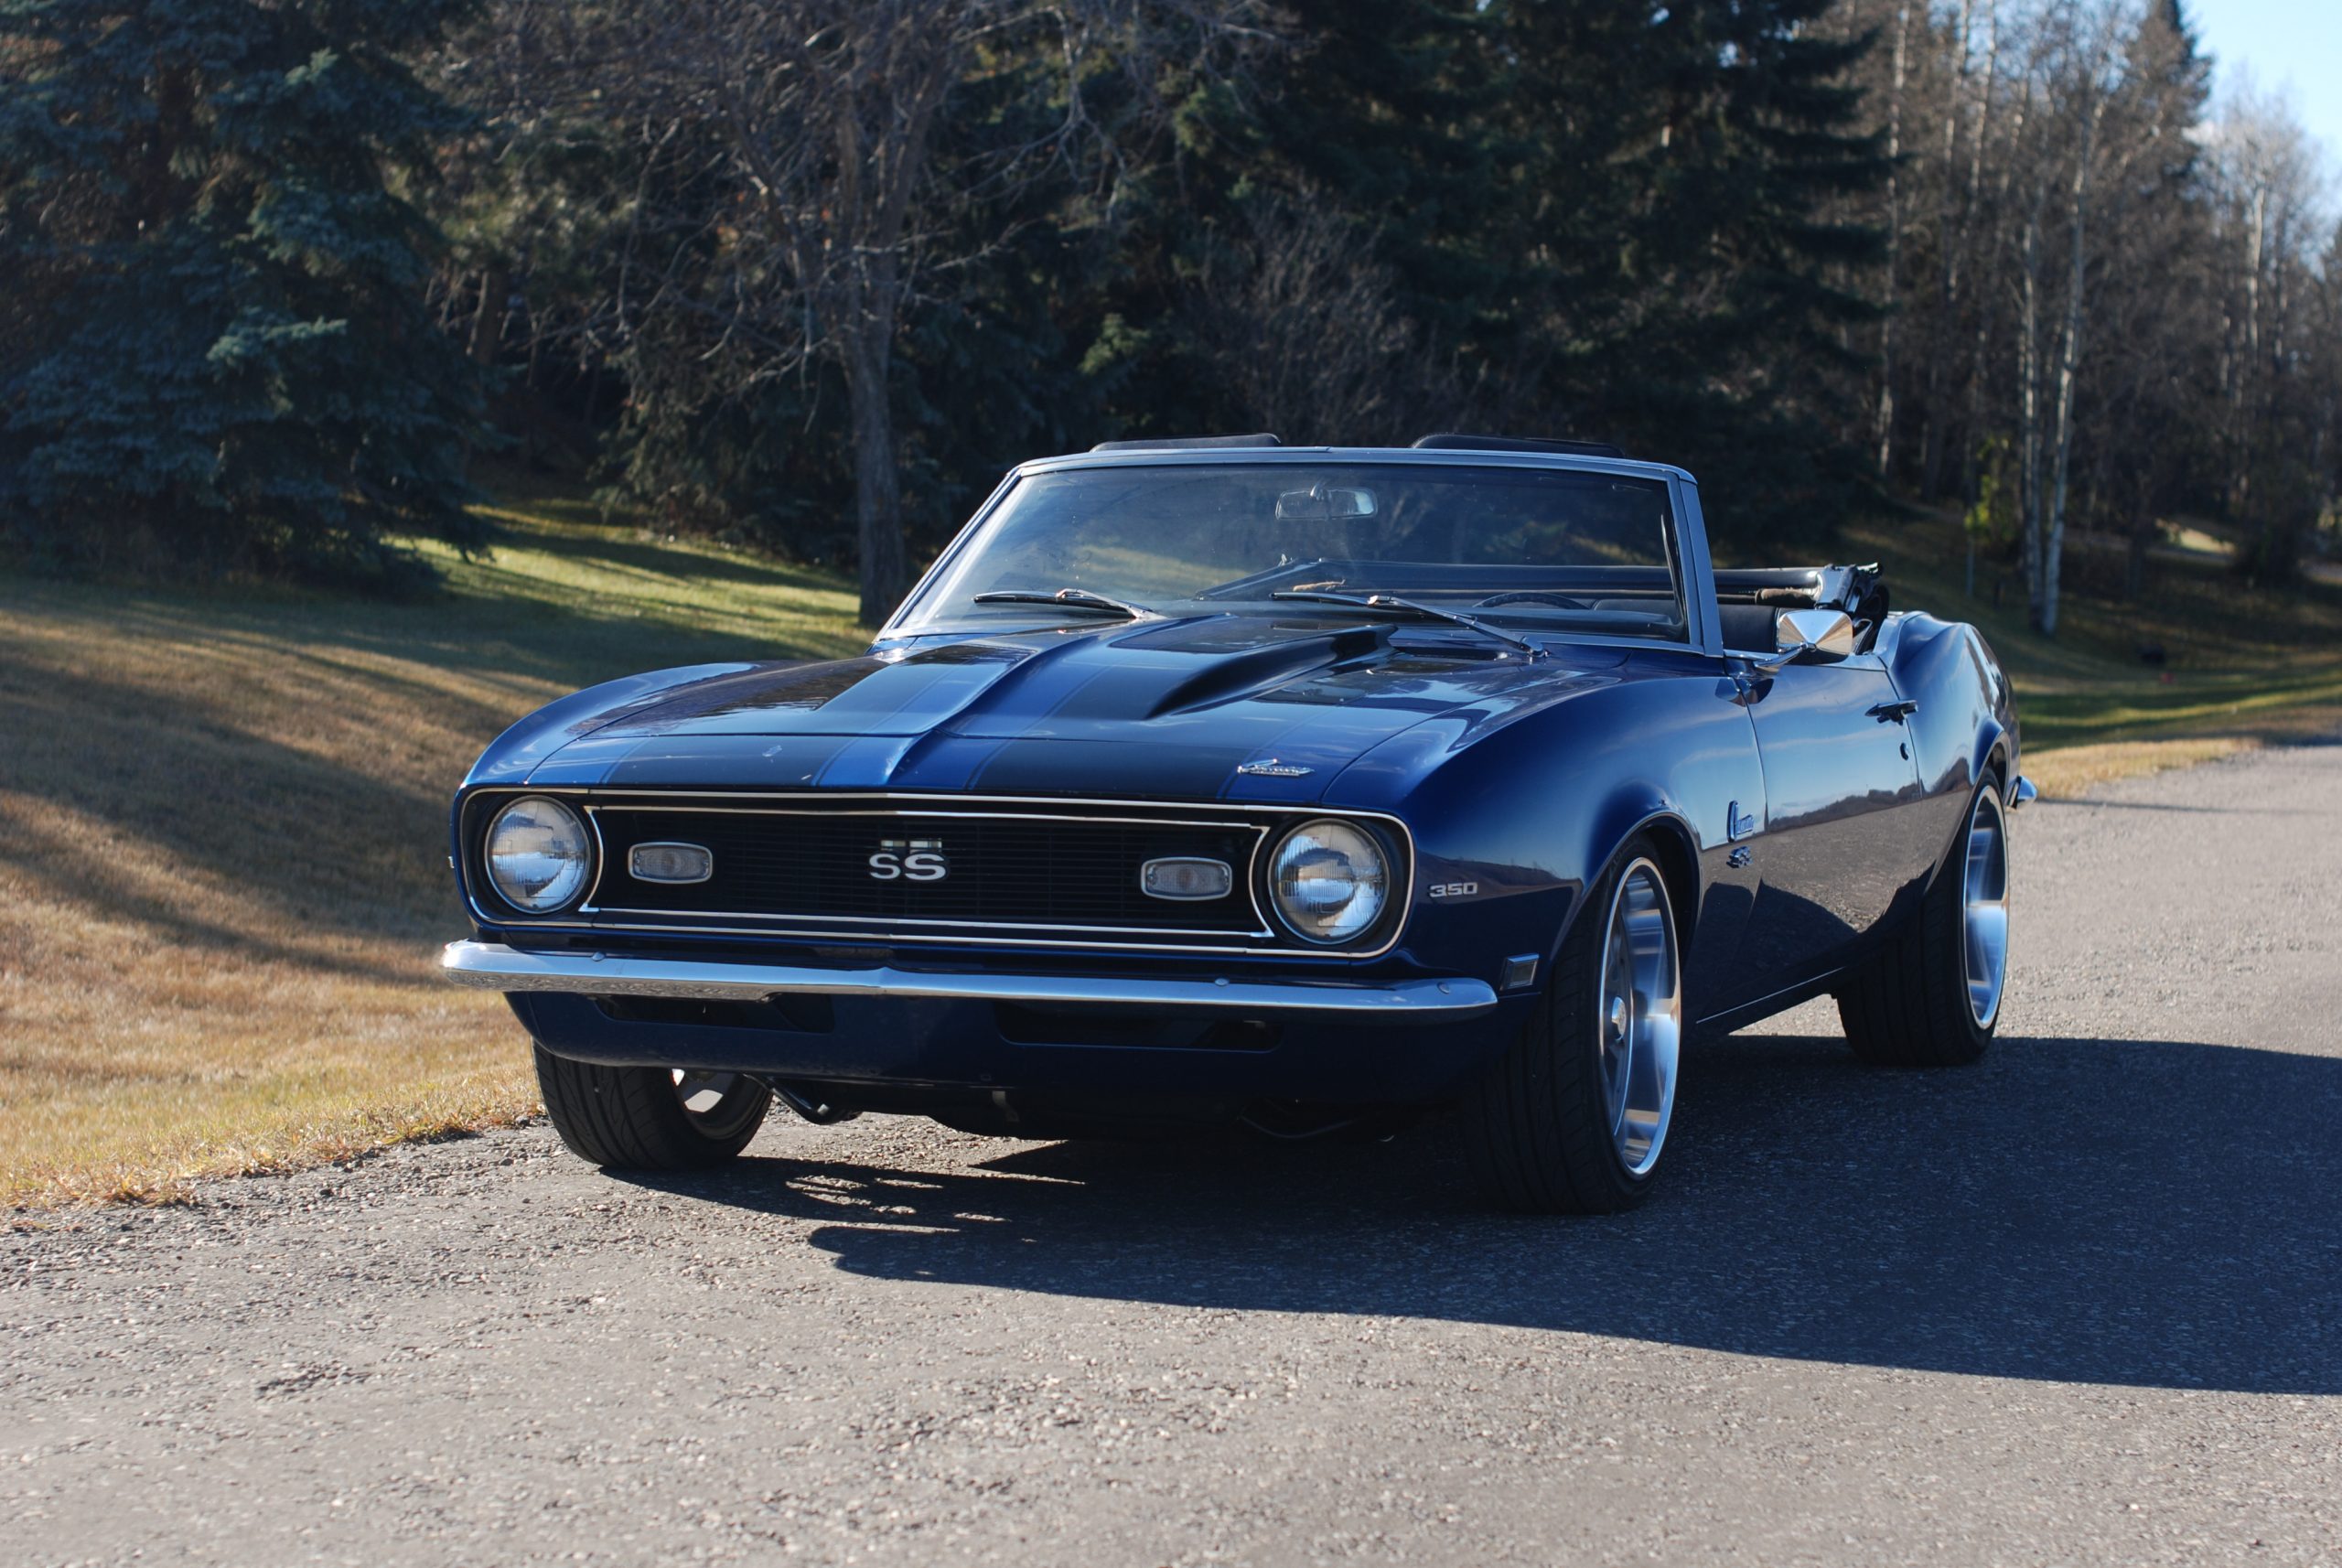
<box><xmin>0</xmin><ymin>478</ymin><xmax>861</xmax><ymax>1208</ymax></box>
<box><xmin>446</xmin><ymin>495</ymin><xmax>861</xmax><ymax>650</ymax></box>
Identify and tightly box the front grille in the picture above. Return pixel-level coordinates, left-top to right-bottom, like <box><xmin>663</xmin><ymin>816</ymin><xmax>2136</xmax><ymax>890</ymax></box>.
<box><xmin>584</xmin><ymin>804</ymin><xmax>1267</xmax><ymax>936</ymax></box>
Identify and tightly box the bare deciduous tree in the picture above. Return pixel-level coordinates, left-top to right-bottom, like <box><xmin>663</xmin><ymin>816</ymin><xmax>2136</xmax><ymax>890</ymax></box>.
<box><xmin>1824</xmin><ymin>0</ymin><xmax>2337</xmax><ymax>623</ymax></box>
<box><xmin>2205</xmin><ymin>84</ymin><xmax>2334</xmax><ymax>579</ymax></box>
<box><xmin>1179</xmin><ymin>193</ymin><xmax>1445</xmax><ymax>442</ymax></box>
<box><xmin>533</xmin><ymin>0</ymin><xmax>1276</xmax><ymax>621</ymax></box>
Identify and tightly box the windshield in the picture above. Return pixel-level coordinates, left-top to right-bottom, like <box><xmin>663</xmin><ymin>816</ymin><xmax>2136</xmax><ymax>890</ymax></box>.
<box><xmin>893</xmin><ymin>462</ymin><xmax>1687</xmax><ymax>643</ymax></box>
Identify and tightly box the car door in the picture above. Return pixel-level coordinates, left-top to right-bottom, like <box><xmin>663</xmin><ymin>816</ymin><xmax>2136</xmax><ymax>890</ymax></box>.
<box><xmin>1729</xmin><ymin>644</ymin><xmax>1929</xmax><ymax>992</ymax></box>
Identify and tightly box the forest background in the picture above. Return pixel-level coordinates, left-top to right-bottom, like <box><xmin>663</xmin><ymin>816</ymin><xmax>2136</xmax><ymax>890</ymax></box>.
<box><xmin>5</xmin><ymin>0</ymin><xmax>2337</xmax><ymax>634</ymax></box>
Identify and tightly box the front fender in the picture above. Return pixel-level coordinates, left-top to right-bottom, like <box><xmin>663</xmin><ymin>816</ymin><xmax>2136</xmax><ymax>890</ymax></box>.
<box><xmin>1344</xmin><ymin>657</ymin><xmax>1761</xmax><ymax>1004</ymax></box>
<box><xmin>461</xmin><ymin>661</ymin><xmax>774</xmax><ymax>789</ymax></box>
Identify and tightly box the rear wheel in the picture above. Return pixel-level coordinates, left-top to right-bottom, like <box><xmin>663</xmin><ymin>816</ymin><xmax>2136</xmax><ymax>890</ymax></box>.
<box><xmin>1462</xmin><ymin>841</ymin><xmax>1683</xmax><ymax>1213</ymax></box>
<box><xmin>533</xmin><ymin>1044</ymin><xmax>772</xmax><ymax>1169</ymax></box>
<box><xmin>1835</xmin><ymin>771</ymin><xmax>2009</xmax><ymax>1067</ymax></box>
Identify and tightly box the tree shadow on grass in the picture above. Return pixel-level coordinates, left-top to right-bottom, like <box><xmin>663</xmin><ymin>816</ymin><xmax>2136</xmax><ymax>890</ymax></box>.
<box><xmin>78</xmin><ymin>588</ymin><xmax>827</xmax><ymax>692</ymax></box>
<box><xmin>0</xmin><ymin>660</ymin><xmax>462</xmax><ymax>954</ymax></box>
<box><xmin>0</xmin><ymin>582</ymin><xmax>848</xmax><ymax>961</ymax></box>
<box><xmin>624</xmin><ymin>1031</ymin><xmax>2342</xmax><ymax>1395</ymax></box>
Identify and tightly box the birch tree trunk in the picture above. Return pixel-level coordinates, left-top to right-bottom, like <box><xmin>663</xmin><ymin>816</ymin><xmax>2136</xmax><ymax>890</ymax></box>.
<box><xmin>2018</xmin><ymin>195</ymin><xmax>2045</xmax><ymax>628</ymax></box>
<box><xmin>1919</xmin><ymin>0</ymin><xmax>1976</xmax><ymax>499</ymax></box>
<box><xmin>2041</xmin><ymin>93</ymin><xmax>2109</xmax><ymax>639</ymax></box>
<box><xmin>1961</xmin><ymin>16</ymin><xmax>2013</xmax><ymax>508</ymax></box>
<box><xmin>1875</xmin><ymin>0</ymin><xmax>1912</xmax><ymax>478</ymax></box>
<box><xmin>2013</xmin><ymin>48</ymin><xmax>2048</xmax><ymax>632</ymax></box>
<box><xmin>2234</xmin><ymin>184</ymin><xmax>2267</xmax><ymax>519</ymax></box>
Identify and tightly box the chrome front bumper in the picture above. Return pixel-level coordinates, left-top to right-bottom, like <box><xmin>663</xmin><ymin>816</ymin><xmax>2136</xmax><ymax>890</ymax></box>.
<box><xmin>440</xmin><ymin>940</ymin><xmax>1499</xmax><ymax>1022</ymax></box>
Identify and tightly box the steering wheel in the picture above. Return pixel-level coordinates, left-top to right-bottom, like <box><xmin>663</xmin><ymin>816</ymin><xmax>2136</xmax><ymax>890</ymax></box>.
<box><xmin>1473</xmin><ymin>590</ymin><xmax>1589</xmax><ymax>611</ymax></box>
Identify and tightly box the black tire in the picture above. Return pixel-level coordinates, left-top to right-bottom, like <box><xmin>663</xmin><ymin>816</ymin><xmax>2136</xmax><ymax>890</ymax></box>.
<box><xmin>533</xmin><ymin>1044</ymin><xmax>772</xmax><ymax>1169</ymax></box>
<box><xmin>1834</xmin><ymin>770</ymin><xmax>2007</xmax><ymax>1067</ymax></box>
<box><xmin>1461</xmin><ymin>837</ymin><xmax>1683</xmax><ymax>1214</ymax></box>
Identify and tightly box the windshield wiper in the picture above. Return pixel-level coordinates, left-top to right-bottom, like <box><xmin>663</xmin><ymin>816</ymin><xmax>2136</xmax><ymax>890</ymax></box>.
<box><xmin>1270</xmin><ymin>589</ymin><xmax>1545</xmax><ymax>660</ymax></box>
<box><xmin>972</xmin><ymin>587</ymin><xmax>1155</xmax><ymax>621</ymax></box>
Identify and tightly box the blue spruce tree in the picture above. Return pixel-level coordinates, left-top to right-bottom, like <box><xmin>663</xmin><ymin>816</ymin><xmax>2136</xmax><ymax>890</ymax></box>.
<box><xmin>0</xmin><ymin>0</ymin><xmax>487</xmax><ymax>585</ymax></box>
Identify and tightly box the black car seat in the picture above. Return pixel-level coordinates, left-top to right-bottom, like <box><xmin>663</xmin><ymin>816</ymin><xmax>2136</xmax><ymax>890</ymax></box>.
<box><xmin>1715</xmin><ymin>602</ymin><xmax>1778</xmax><ymax>651</ymax></box>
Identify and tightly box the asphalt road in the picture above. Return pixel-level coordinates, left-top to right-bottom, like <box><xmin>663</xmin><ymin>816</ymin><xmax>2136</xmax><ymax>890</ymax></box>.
<box><xmin>8</xmin><ymin>739</ymin><xmax>2341</xmax><ymax>1566</ymax></box>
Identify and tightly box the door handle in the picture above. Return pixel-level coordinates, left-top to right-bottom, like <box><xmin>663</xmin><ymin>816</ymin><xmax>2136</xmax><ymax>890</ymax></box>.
<box><xmin>1867</xmin><ymin>699</ymin><xmax>1919</xmax><ymax>723</ymax></box>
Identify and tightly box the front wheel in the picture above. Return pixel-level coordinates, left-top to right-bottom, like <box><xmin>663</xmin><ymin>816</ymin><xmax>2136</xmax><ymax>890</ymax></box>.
<box><xmin>1835</xmin><ymin>771</ymin><xmax>2010</xmax><ymax>1067</ymax></box>
<box><xmin>533</xmin><ymin>1044</ymin><xmax>773</xmax><ymax>1169</ymax></box>
<box><xmin>1462</xmin><ymin>841</ymin><xmax>1684</xmax><ymax>1213</ymax></box>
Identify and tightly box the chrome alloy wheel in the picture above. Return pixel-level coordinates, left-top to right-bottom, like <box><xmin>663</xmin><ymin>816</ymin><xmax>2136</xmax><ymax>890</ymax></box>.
<box><xmin>671</xmin><ymin>1069</ymin><xmax>764</xmax><ymax>1139</ymax></box>
<box><xmin>1596</xmin><ymin>858</ymin><xmax>1682</xmax><ymax>1176</ymax></box>
<box><xmin>1962</xmin><ymin>785</ymin><xmax>2012</xmax><ymax>1028</ymax></box>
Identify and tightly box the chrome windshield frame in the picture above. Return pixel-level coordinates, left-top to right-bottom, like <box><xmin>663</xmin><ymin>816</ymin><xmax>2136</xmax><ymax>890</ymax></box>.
<box><xmin>876</xmin><ymin>447</ymin><xmax>1712</xmax><ymax>653</ymax></box>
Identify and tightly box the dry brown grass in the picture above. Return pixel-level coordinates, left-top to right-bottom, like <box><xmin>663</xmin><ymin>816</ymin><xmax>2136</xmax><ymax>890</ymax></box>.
<box><xmin>1</xmin><ymin>485</ymin><xmax>859</xmax><ymax>1208</ymax></box>
<box><xmin>2025</xmin><ymin>736</ymin><xmax>2260</xmax><ymax>798</ymax></box>
<box><xmin>2021</xmin><ymin>704</ymin><xmax>2342</xmax><ymax>798</ymax></box>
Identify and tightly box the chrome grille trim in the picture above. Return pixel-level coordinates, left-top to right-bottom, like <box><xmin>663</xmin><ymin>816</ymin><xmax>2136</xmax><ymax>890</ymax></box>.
<box><xmin>578</xmin><ymin>804</ymin><xmax>1275</xmax><ymax>939</ymax></box>
<box><xmin>461</xmin><ymin>789</ymin><xmax>1414</xmax><ymax>959</ymax></box>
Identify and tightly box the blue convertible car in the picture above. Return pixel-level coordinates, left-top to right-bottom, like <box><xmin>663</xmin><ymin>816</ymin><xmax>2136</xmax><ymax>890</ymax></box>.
<box><xmin>442</xmin><ymin>435</ymin><xmax>2031</xmax><ymax>1211</ymax></box>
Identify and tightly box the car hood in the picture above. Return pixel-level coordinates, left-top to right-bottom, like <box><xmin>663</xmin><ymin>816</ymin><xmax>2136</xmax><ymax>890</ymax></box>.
<box><xmin>513</xmin><ymin>615</ymin><xmax>1629</xmax><ymax>806</ymax></box>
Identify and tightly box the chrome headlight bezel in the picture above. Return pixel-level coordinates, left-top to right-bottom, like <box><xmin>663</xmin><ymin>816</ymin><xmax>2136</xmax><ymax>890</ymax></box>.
<box><xmin>482</xmin><ymin>794</ymin><xmax>595</xmax><ymax>916</ymax></box>
<box><xmin>1265</xmin><ymin>817</ymin><xmax>1393</xmax><ymax>947</ymax></box>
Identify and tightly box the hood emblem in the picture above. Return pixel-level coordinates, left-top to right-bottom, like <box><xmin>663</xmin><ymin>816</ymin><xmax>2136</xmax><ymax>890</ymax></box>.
<box><xmin>1236</xmin><ymin>758</ymin><xmax>1314</xmax><ymax>779</ymax></box>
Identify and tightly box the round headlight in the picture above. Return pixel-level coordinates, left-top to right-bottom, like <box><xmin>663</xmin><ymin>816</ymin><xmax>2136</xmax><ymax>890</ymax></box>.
<box><xmin>484</xmin><ymin>796</ymin><xmax>593</xmax><ymax>914</ymax></box>
<box><xmin>1269</xmin><ymin>819</ymin><xmax>1390</xmax><ymax>945</ymax></box>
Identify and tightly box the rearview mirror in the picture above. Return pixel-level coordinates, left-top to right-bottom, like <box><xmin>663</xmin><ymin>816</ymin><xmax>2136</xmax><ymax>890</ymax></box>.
<box><xmin>1275</xmin><ymin>485</ymin><xmax>1377</xmax><ymax>521</ymax></box>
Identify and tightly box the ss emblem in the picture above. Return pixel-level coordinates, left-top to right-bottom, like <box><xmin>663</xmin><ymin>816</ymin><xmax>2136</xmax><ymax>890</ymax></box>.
<box><xmin>868</xmin><ymin>838</ymin><xmax>948</xmax><ymax>881</ymax></box>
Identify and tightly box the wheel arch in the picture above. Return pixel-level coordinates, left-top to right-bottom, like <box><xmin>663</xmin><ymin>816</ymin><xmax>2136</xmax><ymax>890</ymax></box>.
<box><xmin>1568</xmin><ymin>805</ymin><xmax>1702</xmax><ymax>964</ymax></box>
<box><xmin>1906</xmin><ymin>730</ymin><xmax>2013</xmax><ymax>908</ymax></box>
<box><xmin>1633</xmin><ymin>812</ymin><xmax>1702</xmax><ymax>951</ymax></box>
<box><xmin>1972</xmin><ymin>721</ymin><xmax>2013</xmax><ymax>800</ymax></box>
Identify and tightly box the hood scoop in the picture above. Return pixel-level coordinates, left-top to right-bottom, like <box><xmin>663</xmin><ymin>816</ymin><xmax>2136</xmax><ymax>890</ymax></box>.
<box><xmin>1129</xmin><ymin>622</ymin><xmax>1389</xmax><ymax>717</ymax></box>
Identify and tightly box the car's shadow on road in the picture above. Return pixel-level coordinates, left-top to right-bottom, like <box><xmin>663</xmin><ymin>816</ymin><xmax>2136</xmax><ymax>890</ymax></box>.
<box><xmin>618</xmin><ymin>1032</ymin><xmax>2342</xmax><ymax>1395</ymax></box>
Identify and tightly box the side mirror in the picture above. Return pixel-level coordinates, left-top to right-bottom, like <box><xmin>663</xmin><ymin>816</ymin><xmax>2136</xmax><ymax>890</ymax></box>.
<box><xmin>1747</xmin><ymin>607</ymin><xmax>1860</xmax><ymax>674</ymax></box>
<box><xmin>1775</xmin><ymin>607</ymin><xmax>1859</xmax><ymax>660</ymax></box>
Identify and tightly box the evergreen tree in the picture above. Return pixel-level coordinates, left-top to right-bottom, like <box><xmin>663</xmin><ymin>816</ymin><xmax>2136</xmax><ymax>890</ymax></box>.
<box><xmin>1492</xmin><ymin>0</ymin><xmax>1889</xmax><ymax>545</ymax></box>
<box><xmin>1078</xmin><ymin>0</ymin><xmax>1885</xmax><ymax>544</ymax></box>
<box><xmin>1229</xmin><ymin>0</ymin><xmax>1508</xmax><ymax>365</ymax></box>
<box><xmin>0</xmin><ymin>0</ymin><xmax>487</xmax><ymax>585</ymax></box>
<box><xmin>1078</xmin><ymin>0</ymin><xmax>1509</xmax><ymax>444</ymax></box>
